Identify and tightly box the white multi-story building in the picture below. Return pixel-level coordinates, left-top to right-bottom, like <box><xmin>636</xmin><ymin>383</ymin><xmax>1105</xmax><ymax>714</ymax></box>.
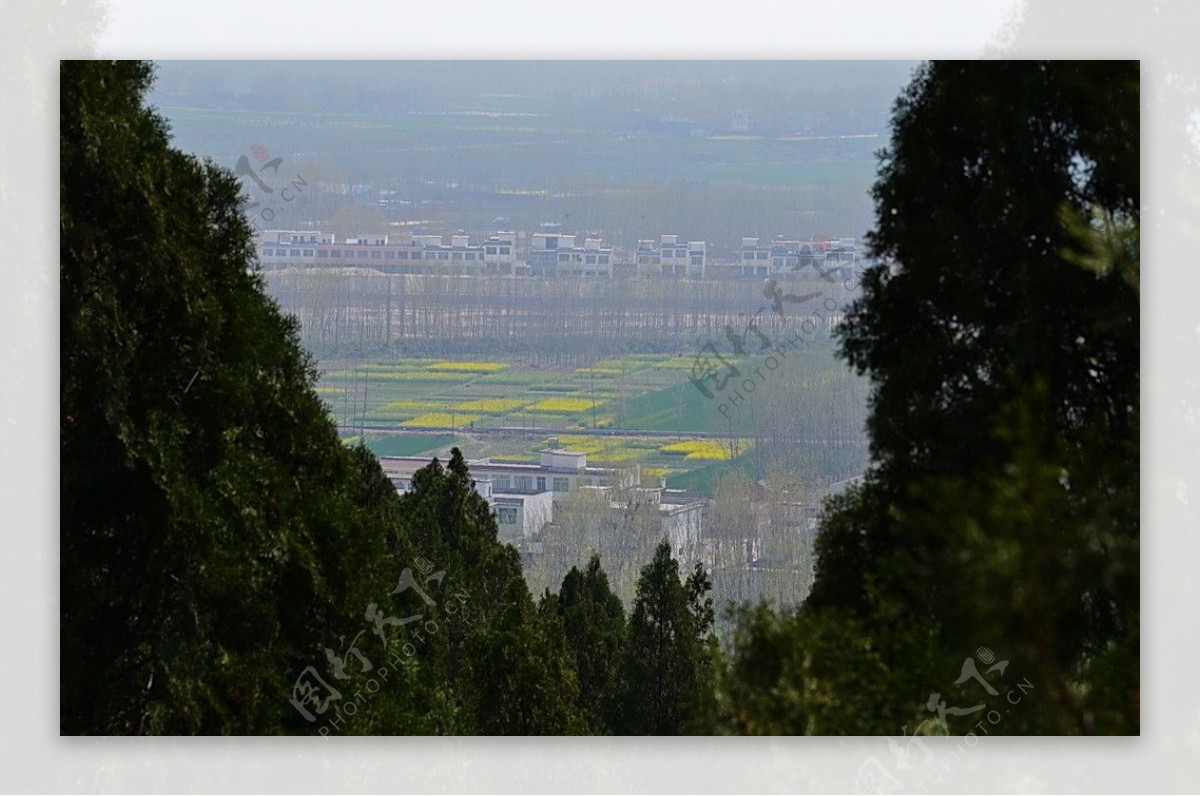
<box><xmin>528</xmin><ymin>233</ymin><xmax>614</xmax><ymax>278</ymax></box>
<box><xmin>719</xmin><ymin>235</ymin><xmax>867</xmax><ymax>281</ymax></box>
<box><xmin>635</xmin><ymin>234</ymin><xmax>707</xmax><ymax>279</ymax></box>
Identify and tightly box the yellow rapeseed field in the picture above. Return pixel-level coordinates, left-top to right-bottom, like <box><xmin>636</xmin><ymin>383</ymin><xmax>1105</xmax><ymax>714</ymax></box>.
<box><xmin>454</xmin><ymin>398</ymin><xmax>527</xmax><ymax>413</ymax></box>
<box><xmin>528</xmin><ymin>397</ymin><xmax>600</xmax><ymax>413</ymax></box>
<box><xmin>660</xmin><ymin>440</ymin><xmax>735</xmax><ymax>460</ymax></box>
<box><xmin>403</xmin><ymin>413</ymin><xmax>481</xmax><ymax>428</ymax></box>
<box><xmin>429</xmin><ymin>362</ymin><xmax>509</xmax><ymax>373</ymax></box>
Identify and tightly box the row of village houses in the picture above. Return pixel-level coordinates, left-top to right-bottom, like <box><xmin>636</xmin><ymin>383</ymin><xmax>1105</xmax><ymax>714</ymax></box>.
<box><xmin>256</xmin><ymin>229</ymin><xmax>869</xmax><ymax>281</ymax></box>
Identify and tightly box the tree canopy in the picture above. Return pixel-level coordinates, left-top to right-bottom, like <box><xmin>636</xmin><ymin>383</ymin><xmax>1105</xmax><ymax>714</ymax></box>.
<box><xmin>807</xmin><ymin>60</ymin><xmax>1140</xmax><ymax>733</ymax></box>
<box><xmin>720</xmin><ymin>61</ymin><xmax>1139</xmax><ymax>736</ymax></box>
<box><xmin>61</xmin><ymin>60</ymin><xmax>416</xmax><ymax>733</ymax></box>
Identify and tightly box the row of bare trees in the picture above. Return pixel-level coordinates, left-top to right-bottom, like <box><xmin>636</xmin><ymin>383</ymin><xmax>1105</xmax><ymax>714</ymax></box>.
<box><xmin>264</xmin><ymin>270</ymin><xmax>858</xmax><ymax>359</ymax></box>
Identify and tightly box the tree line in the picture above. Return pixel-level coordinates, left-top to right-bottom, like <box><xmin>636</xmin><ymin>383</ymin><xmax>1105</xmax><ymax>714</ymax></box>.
<box><xmin>264</xmin><ymin>269</ymin><xmax>857</xmax><ymax>360</ymax></box>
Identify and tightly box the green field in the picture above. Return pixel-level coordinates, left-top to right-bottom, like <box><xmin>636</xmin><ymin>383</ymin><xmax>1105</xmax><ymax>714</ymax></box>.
<box><xmin>363</xmin><ymin>434</ymin><xmax>458</xmax><ymax>457</ymax></box>
<box><xmin>324</xmin><ymin>347</ymin><xmax>868</xmax><ymax>493</ymax></box>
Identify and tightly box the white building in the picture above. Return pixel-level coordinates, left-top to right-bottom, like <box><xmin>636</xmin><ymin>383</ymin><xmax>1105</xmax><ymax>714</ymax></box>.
<box><xmin>528</xmin><ymin>233</ymin><xmax>614</xmax><ymax>278</ymax></box>
<box><xmin>635</xmin><ymin>234</ymin><xmax>707</xmax><ymax>279</ymax></box>
<box><xmin>725</xmin><ymin>236</ymin><xmax>868</xmax><ymax>281</ymax></box>
<box><xmin>494</xmin><ymin>492</ymin><xmax>554</xmax><ymax>543</ymax></box>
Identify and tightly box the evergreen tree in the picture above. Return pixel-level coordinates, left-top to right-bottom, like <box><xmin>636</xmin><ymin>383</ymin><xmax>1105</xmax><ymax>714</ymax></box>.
<box><xmin>60</xmin><ymin>60</ymin><xmax>416</xmax><ymax>734</ymax></box>
<box><xmin>554</xmin><ymin>555</ymin><xmax>628</xmax><ymax>733</ymax></box>
<box><xmin>397</xmin><ymin>452</ymin><xmax>585</xmax><ymax>734</ymax></box>
<box><xmin>802</xmin><ymin>60</ymin><xmax>1139</xmax><ymax>733</ymax></box>
<box><xmin>461</xmin><ymin>576</ymin><xmax>583</xmax><ymax>734</ymax></box>
<box><xmin>620</xmin><ymin>541</ymin><xmax>716</xmax><ymax>734</ymax></box>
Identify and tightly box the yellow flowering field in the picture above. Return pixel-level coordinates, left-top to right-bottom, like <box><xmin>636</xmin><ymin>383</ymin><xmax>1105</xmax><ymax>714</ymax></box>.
<box><xmin>641</xmin><ymin>466</ymin><xmax>671</xmax><ymax>482</ymax></box>
<box><xmin>528</xmin><ymin>397</ymin><xmax>601</xmax><ymax>413</ymax></box>
<box><xmin>660</xmin><ymin>440</ymin><xmax>736</xmax><ymax>460</ymax></box>
<box><xmin>429</xmin><ymin>361</ymin><xmax>509</xmax><ymax>373</ymax></box>
<box><xmin>402</xmin><ymin>413</ymin><xmax>481</xmax><ymax>428</ymax></box>
<box><xmin>454</xmin><ymin>398</ymin><xmax>528</xmax><ymax>413</ymax></box>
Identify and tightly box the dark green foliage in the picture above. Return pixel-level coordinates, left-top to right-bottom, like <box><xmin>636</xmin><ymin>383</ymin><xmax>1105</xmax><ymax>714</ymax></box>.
<box><xmin>405</xmin><ymin>453</ymin><xmax>586</xmax><ymax>734</ymax></box>
<box><xmin>553</xmin><ymin>555</ymin><xmax>629</xmax><ymax>733</ymax></box>
<box><xmin>460</xmin><ymin>576</ymin><xmax>584</xmax><ymax>734</ymax></box>
<box><xmin>620</xmin><ymin>540</ymin><xmax>718</xmax><ymax>734</ymax></box>
<box><xmin>718</xmin><ymin>603</ymin><xmax>940</xmax><ymax>735</ymax></box>
<box><xmin>796</xmin><ymin>61</ymin><xmax>1140</xmax><ymax>733</ymax></box>
<box><xmin>843</xmin><ymin>61</ymin><xmax>1138</xmax><ymax>485</ymax></box>
<box><xmin>60</xmin><ymin>60</ymin><xmax>415</xmax><ymax>734</ymax></box>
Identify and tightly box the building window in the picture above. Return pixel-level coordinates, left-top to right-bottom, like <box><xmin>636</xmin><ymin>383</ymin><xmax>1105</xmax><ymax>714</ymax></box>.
<box><xmin>357</xmin><ymin>251</ymin><xmax>369</xmax><ymax>259</ymax></box>
<box><xmin>438</xmin><ymin>252</ymin><xmax>449</xmax><ymax>260</ymax></box>
<box><xmin>302</xmin><ymin>249</ymin><xmax>315</xmax><ymax>257</ymax></box>
<box><xmin>497</xmin><ymin>507</ymin><xmax>518</xmax><ymax>525</ymax></box>
<box><xmin>536</xmin><ymin>476</ymin><xmax>546</xmax><ymax>492</ymax></box>
<box><xmin>586</xmin><ymin>255</ymin><xmax>596</xmax><ymax>264</ymax></box>
<box><xmin>757</xmin><ymin>251</ymin><xmax>768</xmax><ymax>260</ymax></box>
<box><xmin>515</xmin><ymin>476</ymin><xmax>533</xmax><ymax>491</ymax></box>
<box><xmin>743</xmin><ymin>251</ymin><xmax>755</xmax><ymax>261</ymax></box>
<box><xmin>331</xmin><ymin>250</ymin><xmax>341</xmax><ymax>258</ymax></box>
<box><xmin>486</xmin><ymin>246</ymin><xmax>497</xmax><ymax>255</ymax></box>
<box><xmin>317</xmin><ymin>250</ymin><xmax>327</xmax><ymax>257</ymax></box>
<box><xmin>559</xmin><ymin>253</ymin><xmax>569</xmax><ymax>262</ymax></box>
<box><xmin>500</xmin><ymin>247</ymin><xmax>510</xmax><ymax>255</ymax></box>
<box><xmin>494</xmin><ymin>475</ymin><xmax>510</xmax><ymax>490</ymax></box>
<box><xmin>370</xmin><ymin>250</ymin><xmax>382</xmax><ymax>259</ymax></box>
<box><xmin>465</xmin><ymin>252</ymin><xmax>476</xmax><ymax>260</ymax></box>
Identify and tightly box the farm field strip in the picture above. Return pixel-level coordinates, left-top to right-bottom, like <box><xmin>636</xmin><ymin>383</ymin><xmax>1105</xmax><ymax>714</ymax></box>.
<box><xmin>326</xmin><ymin>355</ymin><xmax>751</xmax><ymax>483</ymax></box>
